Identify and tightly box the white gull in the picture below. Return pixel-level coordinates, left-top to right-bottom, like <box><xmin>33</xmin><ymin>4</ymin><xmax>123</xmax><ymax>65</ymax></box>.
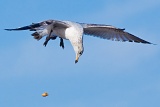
<box><xmin>5</xmin><ymin>19</ymin><xmax>152</xmax><ymax>63</ymax></box>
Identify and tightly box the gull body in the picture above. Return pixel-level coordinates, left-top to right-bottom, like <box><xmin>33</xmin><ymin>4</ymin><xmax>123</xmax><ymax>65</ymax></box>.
<box><xmin>52</xmin><ymin>21</ymin><xmax>84</xmax><ymax>63</ymax></box>
<box><xmin>5</xmin><ymin>19</ymin><xmax>152</xmax><ymax>63</ymax></box>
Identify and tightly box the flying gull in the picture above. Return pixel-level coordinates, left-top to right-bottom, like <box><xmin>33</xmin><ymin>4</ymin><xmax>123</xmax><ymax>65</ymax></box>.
<box><xmin>5</xmin><ymin>19</ymin><xmax>152</xmax><ymax>63</ymax></box>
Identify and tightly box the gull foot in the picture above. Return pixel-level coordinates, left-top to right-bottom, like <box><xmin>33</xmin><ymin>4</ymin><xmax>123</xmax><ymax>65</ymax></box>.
<box><xmin>60</xmin><ymin>38</ymin><xmax>64</xmax><ymax>49</ymax></box>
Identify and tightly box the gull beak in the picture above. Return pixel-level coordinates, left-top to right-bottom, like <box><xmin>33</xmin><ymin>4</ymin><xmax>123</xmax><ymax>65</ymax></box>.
<box><xmin>75</xmin><ymin>55</ymin><xmax>79</xmax><ymax>63</ymax></box>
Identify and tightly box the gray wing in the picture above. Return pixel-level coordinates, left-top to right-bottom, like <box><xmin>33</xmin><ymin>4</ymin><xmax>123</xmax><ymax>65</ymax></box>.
<box><xmin>80</xmin><ymin>23</ymin><xmax>151</xmax><ymax>44</ymax></box>
<box><xmin>5</xmin><ymin>19</ymin><xmax>70</xmax><ymax>31</ymax></box>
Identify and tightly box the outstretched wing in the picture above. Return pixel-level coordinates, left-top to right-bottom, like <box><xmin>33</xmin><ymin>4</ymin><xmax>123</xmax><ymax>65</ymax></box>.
<box><xmin>5</xmin><ymin>20</ymin><xmax>71</xmax><ymax>41</ymax></box>
<box><xmin>5</xmin><ymin>20</ymin><xmax>70</xmax><ymax>31</ymax></box>
<box><xmin>5</xmin><ymin>20</ymin><xmax>52</xmax><ymax>31</ymax></box>
<box><xmin>80</xmin><ymin>23</ymin><xmax>152</xmax><ymax>44</ymax></box>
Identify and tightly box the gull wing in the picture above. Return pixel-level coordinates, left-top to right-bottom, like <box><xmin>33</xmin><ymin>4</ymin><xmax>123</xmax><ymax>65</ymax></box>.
<box><xmin>80</xmin><ymin>23</ymin><xmax>152</xmax><ymax>44</ymax></box>
<box><xmin>5</xmin><ymin>20</ymin><xmax>71</xmax><ymax>41</ymax></box>
<box><xmin>5</xmin><ymin>20</ymin><xmax>70</xmax><ymax>31</ymax></box>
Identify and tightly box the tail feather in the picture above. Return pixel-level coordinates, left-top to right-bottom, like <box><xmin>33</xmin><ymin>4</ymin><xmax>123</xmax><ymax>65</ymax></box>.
<box><xmin>31</xmin><ymin>32</ymin><xmax>42</xmax><ymax>40</ymax></box>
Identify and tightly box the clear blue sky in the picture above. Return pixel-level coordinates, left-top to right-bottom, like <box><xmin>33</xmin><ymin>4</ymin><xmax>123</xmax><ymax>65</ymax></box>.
<box><xmin>0</xmin><ymin>0</ymin><xmax>160</xmax><ymax>107</ymax></box>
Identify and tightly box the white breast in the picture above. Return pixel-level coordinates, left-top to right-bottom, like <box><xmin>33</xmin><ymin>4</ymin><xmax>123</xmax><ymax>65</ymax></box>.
<box><xmin>64</xmin><ymin>21</ymin><xmax>83</xmax><ymax>40</ymax></box>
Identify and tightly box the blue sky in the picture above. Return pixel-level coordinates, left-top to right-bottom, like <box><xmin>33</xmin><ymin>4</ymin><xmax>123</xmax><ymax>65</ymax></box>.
<box><xmin>0</xmin><ymin>0</ymin><xmax>160</xmax><ymax>107</ymax></box>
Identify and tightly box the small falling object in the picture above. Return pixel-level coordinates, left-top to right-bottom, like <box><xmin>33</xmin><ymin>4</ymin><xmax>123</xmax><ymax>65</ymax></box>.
<box><xmin>42</xmin><ymin>92</ymin><xmax>48</xmax><ymax>97</ymax></box>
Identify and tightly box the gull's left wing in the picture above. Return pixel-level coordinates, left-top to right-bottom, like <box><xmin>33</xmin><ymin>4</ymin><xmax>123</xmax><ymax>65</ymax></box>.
<box><xmin>5</xmin><ymin>20</ymin><xmax>70</xmax><ymax>48</ymax></box>
<box><xmin>5</xmin><ymin>20</ymin><xmax>70</xmax><ymax>31</ymax></box>
<box><xmin>5</xmin><ymin>20</ymin><xmax>53</xmax><ymax>31</ymax></box>
<box><xmin>80</xmin><ymin>23</ymin><xmax>152</xmax><ymax>44</ymax></box>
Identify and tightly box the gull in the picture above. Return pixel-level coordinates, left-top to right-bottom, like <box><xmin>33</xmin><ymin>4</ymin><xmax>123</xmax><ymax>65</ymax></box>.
<box><xmin>5</xmin><ymin>19</ymin><xmax>152</xmax><ymax>63</ymax></box>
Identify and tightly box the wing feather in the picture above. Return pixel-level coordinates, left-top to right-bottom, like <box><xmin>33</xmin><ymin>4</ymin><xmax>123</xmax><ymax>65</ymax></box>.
<box><xmin>4</xmin><ymin>20</ymin><xmax>70</xmax><ymax>31</ymax></box>
<box><xmin>80</xmin><ymin>23</ymin><xmax>151</xmax><ymax>44</ymax></box>
<box><xmin>4</xmin><ymin>23</ymin><xmax>41</xmax><ymax>31</ymax></box>
<box><xmin>5</xmin><ymin>20</ymin><xmax>71</xmax><ymax>41</ymax></box>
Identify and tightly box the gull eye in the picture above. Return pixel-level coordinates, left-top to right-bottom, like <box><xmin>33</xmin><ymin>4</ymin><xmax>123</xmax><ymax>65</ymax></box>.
<box><xmin>79</xmin><ymin>51</ymin><xmax>83</xmax><ymax>55</ymax></box>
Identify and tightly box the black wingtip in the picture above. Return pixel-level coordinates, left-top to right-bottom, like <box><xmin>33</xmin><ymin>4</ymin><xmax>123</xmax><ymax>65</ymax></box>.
<box><xmin>4</xmin><ymin>29</ymin><xmax>13</xmax><ymax>31</ymax></box>
<box><xmin>142</xmin><ymin>40</ymin><xmax>156</xmax><ymax>45</ymax></box>
<box><xmin>141</xmin><ymin>41</ymin><xmax>156</xmax><ymax>45</ymax></box>
<box><xmin>152</xmin><ymin>43</ymin><xmax>157</xmax><ymax>45</ymax></box>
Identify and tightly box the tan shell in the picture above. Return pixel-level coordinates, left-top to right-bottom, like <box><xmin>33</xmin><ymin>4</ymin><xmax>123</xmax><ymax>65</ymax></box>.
<box><xmin>42</xmin><ymin>92</ymin><xmax>48</xmax><ymax>97</ymax></box>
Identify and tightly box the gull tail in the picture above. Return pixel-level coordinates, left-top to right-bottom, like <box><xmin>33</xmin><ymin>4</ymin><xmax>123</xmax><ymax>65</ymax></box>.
<box><xmin>31</xmin><ymin>32</ymin><xmax>42</xmax><ymax>40</ymax></box>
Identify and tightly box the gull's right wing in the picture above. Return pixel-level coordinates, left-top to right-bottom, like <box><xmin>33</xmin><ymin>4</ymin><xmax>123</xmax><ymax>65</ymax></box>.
<box><xmin>80</xmin><ymin>23</ymin><xmax>152</xmax><ymax>44</ymax></box>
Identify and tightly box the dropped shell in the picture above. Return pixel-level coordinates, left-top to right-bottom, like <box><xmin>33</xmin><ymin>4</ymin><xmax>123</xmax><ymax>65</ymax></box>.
<box><xmin>42</xmin><ymin>92</ymin><xmax>48</xmax><ymax>97</ymax></box>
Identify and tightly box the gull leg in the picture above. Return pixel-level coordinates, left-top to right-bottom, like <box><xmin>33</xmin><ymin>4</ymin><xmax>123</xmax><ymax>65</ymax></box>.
<box><xmin>43</xmin><ymin>36</ymin><xmax>57</xmax><ymax>47</ymax></box>
<box><xmin>60</xmin><ymin>38</ymin><xmax>64</xmax><ymax>49</ymax></box>
<box><xmin>43</xmin><ymin>36</ymin><xmax>50</xmax><ymax>47</ymax></box>
<box><xmin>43</xmin><ymin>29</ymin><xmax>53</xmax><ymax>47</ymax></box>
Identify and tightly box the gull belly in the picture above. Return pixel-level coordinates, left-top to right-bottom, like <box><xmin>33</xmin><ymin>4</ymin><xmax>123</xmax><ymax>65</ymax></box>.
<box><xmin>64</xmin><ymin>21</ymin><xmax>84</xmax><ymax>63</ymax></box>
